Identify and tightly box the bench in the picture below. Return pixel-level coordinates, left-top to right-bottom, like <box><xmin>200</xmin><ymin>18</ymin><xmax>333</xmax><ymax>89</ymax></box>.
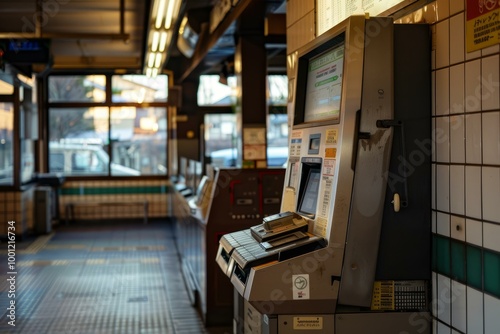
<box><xmin>65</xmin><ymin>200</ymin><xmax>149</xmax><ymax>224</ymax></box>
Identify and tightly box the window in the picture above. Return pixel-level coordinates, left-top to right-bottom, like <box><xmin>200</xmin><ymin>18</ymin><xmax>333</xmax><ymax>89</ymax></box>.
<box><xmin>0</xmin><ymin>74</ymin><xmax>14</xmax><ymax>95</ymax></box>
<box><xmin>197</xmin><ymin>74</ymin><xmax>288</xmax><ymax>106</ymax></box>
<box><xmin>112</xmin><ymin>75</ymin><xmax>168</xmax><ymax>103</ymax></box>
<box><xmin>0</xmin><ymin>102</ymin><xmax>14</xmax><ymax>185</ymax></box>
<box><xmin>48</xmin><ymin>74</ymin><xmax>168</xmax><ymax>177</ymax></box>
<box><xmin>50</xmin><ymin>153</ymin><xmax>64</xmax><ymax>172</ymax></box>
<box><xmin>198</xmin><ymin>75</ymin><xmax>237</xmax><ymax>106</ymax></box>
<box><xmin>201</xmin><ymin>74</ymin><xmax>289</xmax><ymax>167</ymax></box>
<box><xmin>205</xmin><ymin>113</ymin><xmax>288</xmax><ymax>168</ymax></box>
<box><xmin>49</xmin><ymin>75</ymin><xmax>106</xmax><ymax>103</ymax></box>
<box><xmin>110</xmin><ymin>106</ymin><xmax>167</xmax><ymax>175</ymax></box>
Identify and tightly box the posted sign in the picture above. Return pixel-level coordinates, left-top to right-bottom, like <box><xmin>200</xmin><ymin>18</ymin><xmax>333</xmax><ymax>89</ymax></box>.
<box><xmin>466</xmin><ymin>0</ymin><xmax>500</xmax><ymax>52</ymax></box>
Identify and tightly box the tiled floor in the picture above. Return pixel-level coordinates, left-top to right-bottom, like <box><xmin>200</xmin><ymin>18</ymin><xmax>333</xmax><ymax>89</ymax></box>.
<box><xmin>0</xmin><ymin>221</ymin><xmax>231</xmax><ymax>334</ymax></box>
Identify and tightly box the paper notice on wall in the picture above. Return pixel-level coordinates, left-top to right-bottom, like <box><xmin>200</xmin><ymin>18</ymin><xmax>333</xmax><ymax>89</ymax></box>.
<box><xmin>317</xmin><ymin>0</ymin><xmax>417</xmax><ymax>36</ymax></box>
<box><xmin>466</xmin><ymin>0</ymin><xmax>500</xmax><ymax>52</ymax></box>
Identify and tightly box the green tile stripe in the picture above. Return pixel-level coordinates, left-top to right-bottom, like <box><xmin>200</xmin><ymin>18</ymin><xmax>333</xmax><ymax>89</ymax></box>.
<box><xmin>484</xmin><ymin>250</ymin><xmax>500</xmax><ymax>297</ymax></box>
<box><xmin>60</xmin><ymin>185</ymin><xmax>173</xmax><ymax>196</ymax></box>
<box><xmin>451</xmin><ymin>241</ymin><xmax>466</xmax><ymax>283</ymax></box>
<box><xmin>433</xmin><ymin>233</ymin><xmax>500</xmax><ymax>298</ymax></box>
<box><xmin>467</xmin><ymin>245</ymin><xmax>482</xmax><ymax>290</ymax></box>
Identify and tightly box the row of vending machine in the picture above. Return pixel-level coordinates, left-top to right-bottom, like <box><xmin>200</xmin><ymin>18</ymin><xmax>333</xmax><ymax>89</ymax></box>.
<box><xmin>174</xmin><ymin>15</ymin><xmax>432</xmax><ymax>334</ymax></box>
<box><xmin>172</xmin><ymin>162</ymin><xmax>287</xmax><ymax>327</ymax></box>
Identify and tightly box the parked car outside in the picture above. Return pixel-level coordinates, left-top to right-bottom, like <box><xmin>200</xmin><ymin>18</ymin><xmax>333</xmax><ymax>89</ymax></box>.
<box><xmin>49</xmin><ymin>142</ymin><xmax>140</xmax><ymax>176</ymax></box>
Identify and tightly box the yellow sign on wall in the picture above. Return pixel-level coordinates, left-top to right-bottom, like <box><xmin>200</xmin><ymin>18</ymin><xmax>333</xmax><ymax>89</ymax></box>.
<box><xmin>466</xmin><ymin>0</ymin><xmax>500</xmax><ymax>52</ymax></box>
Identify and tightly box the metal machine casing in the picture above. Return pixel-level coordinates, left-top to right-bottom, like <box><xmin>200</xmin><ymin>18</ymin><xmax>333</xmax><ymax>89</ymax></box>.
<box><xmin>216</xmin><ymin>15</ymin><xmax>431</xmax><ymax>334</ymax></box>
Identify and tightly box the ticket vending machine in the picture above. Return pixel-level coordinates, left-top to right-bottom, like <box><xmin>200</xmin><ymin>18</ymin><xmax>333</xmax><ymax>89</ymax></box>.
<box><xmin>216</xmin><ymin>15</ymin><xmax>431</xmax><ymax>334</ymax></box>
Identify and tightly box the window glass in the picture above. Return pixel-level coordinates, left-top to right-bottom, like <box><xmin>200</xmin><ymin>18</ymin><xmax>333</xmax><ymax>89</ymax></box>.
<box><xmin>48</xmin><ymin>75</ymin><xmax>106</xmax><ymax>103</ymax></box>
<box><xmin>197</xmin><ymin>75</ymin><xmax>288</xmax><ymax>106</ymax></box>
<box><xmin>205</xmin><ymin>112</ymin><xmax>288</xmax><ymax>168</ymax></box>
<box><xmin>48</xmin><ymin>74</ymin><xmax>168</xmax><ymax>177</ymax></box>
<box><xmin>49</xmin><ymin>107</ymin><xmax>109</xmax><ymax>143</ymax></box>
<box><xmin>0</xmin><ymin>73</ymin><xmax>14</xmax><ymax>95</ymax></box>
<box><xmin>70</xmin><ymin>150</ymin><xmax>106</xmax><ymax>174</ymax></box>
<box><xmin>205</xmin><ymin>114</ymin><xmax>237</xmax><ymax>167</ymax></box>
<box><xmin>112</xmin><ymin>75</ymin><xmax>168</xmax><ymax>103</ymax></box>
<box><xmin>200</xmin><ymin>74</ymin><xmax>289</xmax><ymax>167</ymax></box>
<box><xmin>21</xmin><ymin>140</ymin><xmax>35</xmax><ymax>183</ymax></box>
<box><xmin>50</xmin><ymin>153</ymin><xmax>65</xmax><ymax>172</ymax></box>
<box><xmin>268</xmin><ymin>75</ymin><xmax>288</xmax><ymax>105</ymax></box>
<box><xmin>110</xmin><ymin>106</ymin><xmax>166</xmax><ymax>175</ymax></box>
<box><xmin>198</xmin><ymin>75</ymin><xmax>237</xmax><ymax>106</ymax></box>
<box><xmin>48</xmin><ymin>107</ymin><xmax>110</xmax><ymax>176</ymax></box>
<box><xmin>0</xmin><ymin>102</ymin><xmax>14</xmax><ymax>185</ymax></box>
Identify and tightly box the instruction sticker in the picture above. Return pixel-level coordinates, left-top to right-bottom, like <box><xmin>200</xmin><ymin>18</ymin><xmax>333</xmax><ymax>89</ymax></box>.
<box><xmin>292</xmin><ymin>274</ymin><xmax>310</xmax><ymax>300</ymax></box>
<box><xmin>322</xmin><ymin>159</ymin><xmax>336</xmax><ymax>176</ymax></box>
<box><xmin>325</xmin><ymin>129</ymin><xmax>338</xmax><ymax>145</ymax></box>
<box><xmin>318</xmin><ymin>176</ymin><xmax>333</xmax><ymax>218</ymax></box>
<box><xmin>293</xmin><ymin>316</ymin><xmax>323</xmax><ymax>330</ymax></box>
<box><xmin>324</xmin><ymin>147</ymin><xmax>337</xmax><ymax>158</ymax></box>
<box><xmin>290</xmin><ymin>130</ymin><xmax>303</xmax><ymax>156</ymax></box>
<box><xmin>313</xmin><ymin>216</ymin><xmax>328</xmax><ymax>238</ymax></box>
<box><xmin>371</xmin><ymin>281</ymin><xmax>395</xmax><ymax>311</ymax></box>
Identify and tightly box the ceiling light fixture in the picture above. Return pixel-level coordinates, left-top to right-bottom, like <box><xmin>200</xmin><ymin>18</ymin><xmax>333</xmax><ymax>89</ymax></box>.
<box><xmin>159</xmin><ymin>32</ymin><xmax>168</xmax><ymax>52</ymax></box>
<box><xmin>148</xmin><ymin>52</ymin><xmax>156</xmax><ymax>68</ymax></box>
<box><xmin>151</xmin><ymin>31</ymin><xmax>160</xmax><ymax>52</ymax></box>
<box><xmin>165</xmin><ymin>0</ymin><xmax>181</xmax><ymax>30</ymax></box>
<box><xmin>144</xmin><ymin>0</ymin><xmax>182</xmax><ymax>77</ymax></box>
<box><xmin>154</xmin><ymin>53</ymin><xmax>163</xmax><ymax>68</ymax></box>
<box><xmin>155</xmin><ymin>0</ymin><xmax>166</xmax><ymax>29</ymax></box>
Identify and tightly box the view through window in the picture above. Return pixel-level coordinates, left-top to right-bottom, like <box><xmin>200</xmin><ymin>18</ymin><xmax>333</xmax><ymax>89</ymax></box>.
<box><xmin>0</xmin><ymin>102</ymin><xmax>14</xmax><ymax>185</ymax></box>
<box><xmin>48</xmin><ymin>74</ymin><xmax>168</xmax><ymax>176</ymax></box>
<box><xmin>199</xmin><ymin>75</ymin><xmax>289</xmax><ymax>167</ymax></box>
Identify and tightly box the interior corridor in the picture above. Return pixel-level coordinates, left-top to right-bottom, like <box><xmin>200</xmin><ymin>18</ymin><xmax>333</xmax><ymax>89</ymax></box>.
<box><xmin>0</xmin><ymin>221</ymin><xmax>228</xmax><ymax>334</ymax></box>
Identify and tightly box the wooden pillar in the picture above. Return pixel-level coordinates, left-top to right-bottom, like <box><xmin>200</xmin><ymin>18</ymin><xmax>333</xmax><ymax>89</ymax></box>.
<box><xmin>234</xmin><ymin>0</ymin><xmax>268</xmax><ymax>168</ymax></box>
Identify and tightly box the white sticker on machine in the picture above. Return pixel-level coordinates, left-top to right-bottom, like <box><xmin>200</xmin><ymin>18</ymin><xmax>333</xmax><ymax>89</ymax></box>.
<box><xmin>292</xmin><ymin>274</ymin><xmax>310</xmax><ymax>300</ymax></box>
<box><xmin>293</xmin><ymin>316</ymin><xmax>323</xmax><ymax>330</ymax></box>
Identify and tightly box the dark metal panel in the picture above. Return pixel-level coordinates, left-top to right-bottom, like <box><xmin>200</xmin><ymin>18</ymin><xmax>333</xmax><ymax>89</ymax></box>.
<box><xmin>336</xmin><ymin>312</ymin><xmax>432</xmax><ymax>334</ymax></box>
<box><xmin>375</xmin><ymin>24</ymin><xmax>432</xmax><ymax>280</ymax></box>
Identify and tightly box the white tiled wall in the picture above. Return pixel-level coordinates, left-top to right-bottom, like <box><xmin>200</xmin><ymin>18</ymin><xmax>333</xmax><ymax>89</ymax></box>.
<box><xmin>284</xmin><ymin>1</ymin><xmax>500</xmax><ymax>333</ymax></box>
<box><xmin>428</xmin><ymin>0</ymin><xmax>500</xmax><ymax>333</ymax></box>
<box><xmin>294</xmin><ymin>0</ymin><xmax>500</xmax><ymax>333</ymax></box>
<box><xmin>467</xmin><ymin>287</ymin><xmax>483</xmax><ymax>333</ymax></box>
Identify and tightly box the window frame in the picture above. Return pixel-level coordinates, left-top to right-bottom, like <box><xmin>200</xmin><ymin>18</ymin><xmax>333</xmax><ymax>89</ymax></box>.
<box><xmin>46</xmin><ymin>73</ymin><xmax>170</xmax><ymax>180</ymax></box>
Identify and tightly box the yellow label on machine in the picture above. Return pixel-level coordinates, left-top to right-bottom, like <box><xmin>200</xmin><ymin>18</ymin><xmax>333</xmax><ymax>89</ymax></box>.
<box><xmin>371</xmin><ymin>281</ymin><xmax>395</xmax><ymax>310</ymax></box>
<box><xmin>293</xmin><ymin>316</ymin><xmax>323</xmax><ymax>330</ymax></box>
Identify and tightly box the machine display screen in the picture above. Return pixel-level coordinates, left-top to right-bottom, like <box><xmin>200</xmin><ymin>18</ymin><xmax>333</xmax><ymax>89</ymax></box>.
<box><xmin>303</xmin><ymin>44</ymin><xmax>344</xmax><ymax>123</ymax></box>
<box><xmin>298</xmin><ymin>168</ymin><xmax>321</xmax><ymax>216</ymax></box>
